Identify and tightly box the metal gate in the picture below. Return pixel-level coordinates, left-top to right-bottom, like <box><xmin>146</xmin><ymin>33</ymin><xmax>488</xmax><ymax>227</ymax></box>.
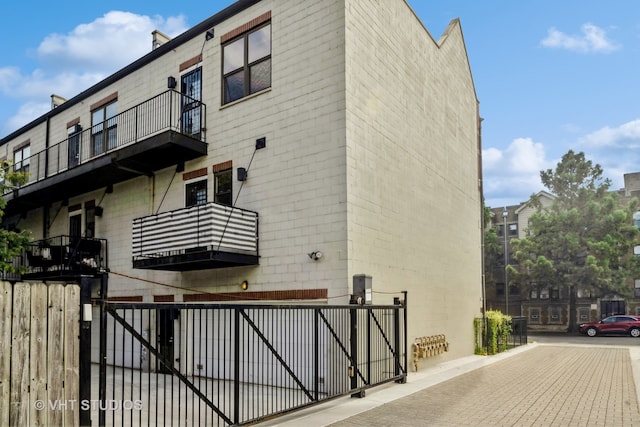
<box><xmin>97</xmin><ymin>299</ymin><xmax>407</xmax><ymax>426</ymax></box>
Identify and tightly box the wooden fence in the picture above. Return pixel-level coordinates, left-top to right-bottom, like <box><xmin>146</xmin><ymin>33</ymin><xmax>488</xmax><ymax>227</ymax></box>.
<box><xmin>0</xmin><ymin>281</ymin><xmax>80</xmax><ymax>427</ymax></box>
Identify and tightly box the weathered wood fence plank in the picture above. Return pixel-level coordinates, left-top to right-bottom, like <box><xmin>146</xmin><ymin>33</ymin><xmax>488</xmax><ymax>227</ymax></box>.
<box><xmin>30</xmin><ymin>282</ymin><xmax>48</xmax><ymax>426</ymax></box>
<box><xmin>48</xmin><ymin>284</ymin><xmax>65</xmax><ymax>427</ymax></box>
<box><xmin>0</xmin><ymin>281</ymin><xmax>11</xmax><ymax>426</ymax></box>
<box><xmin>10</xmin><ymin>282</ymin><xmax>30</xmax><ymax>427</ymax></box>
<box><xmin>64</xmin><ymin>284</ymin><xmax>80</xmax><ymax>427</ymax></box>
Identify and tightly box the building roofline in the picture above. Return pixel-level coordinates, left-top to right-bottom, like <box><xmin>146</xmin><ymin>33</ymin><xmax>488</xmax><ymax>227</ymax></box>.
<box><xmin>0</xmin><ymin>0</ymin><xmax>261</xmax><ymax>147</ymax></box>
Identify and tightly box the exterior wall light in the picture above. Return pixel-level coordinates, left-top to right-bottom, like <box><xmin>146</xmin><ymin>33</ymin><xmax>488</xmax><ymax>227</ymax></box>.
<box><xmin>241</xmin><ymin>280</ymin><xmax>249</xmax><ymax>291</ymax></box>
<box><xmin>308</xmin><ymin>251</ymin><xmax>323</xmax><ymax>261</ymax></box>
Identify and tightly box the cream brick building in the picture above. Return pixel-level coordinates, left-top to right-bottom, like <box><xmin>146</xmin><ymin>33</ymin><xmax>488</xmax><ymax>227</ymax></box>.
<box><xmin>2</xmin><ymin>0</ymin><xmax>482</xmax><ymax>362</ymax></box>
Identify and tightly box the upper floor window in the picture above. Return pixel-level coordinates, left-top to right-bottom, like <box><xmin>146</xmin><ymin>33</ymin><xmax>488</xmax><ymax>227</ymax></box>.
<box><xmin>91</xmin><ymin>100</ymin><xmax>118</xmax><ymax>156</ymax></box>
<box><xmin>186</xmin><ymin>179</ymin><xmax>207</xmax><ymax>207</ymax></box>
<box><xmin>223</xmin><ymin>22</ymin><xmax>271</xmax><ymax>104</ymax></box>
<box><xmin>14</xmin><ymin>144</ymin><xmax>30</xmax><ymax>174</ymax></box>
<box><xmin>214</xmin><ymin>168</ymin><xmax>232</xmax><ymax>206</ymax></box>
<box><xmin>509</xmin><ymin>223</ymin><xmax>517</xmax><ymax>236</ymax></box>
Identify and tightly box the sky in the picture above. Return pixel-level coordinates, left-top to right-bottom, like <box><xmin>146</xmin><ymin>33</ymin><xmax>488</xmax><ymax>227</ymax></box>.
<box><xmin>1</xmin><ymin>1</ymin><xmax>639</xmax><ymax>208</ymax></box>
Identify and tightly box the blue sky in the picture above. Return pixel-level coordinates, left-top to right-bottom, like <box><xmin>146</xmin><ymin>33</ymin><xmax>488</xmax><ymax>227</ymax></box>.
<box><xmin>1</xmin><ymin>1</ymin><xmax>639</xmax><ymax>208</ymax></box>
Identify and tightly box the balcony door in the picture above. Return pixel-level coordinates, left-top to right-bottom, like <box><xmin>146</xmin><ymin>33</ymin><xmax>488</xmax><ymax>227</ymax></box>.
<box><xmin>181</xmin><ymin>68</ymin><xmax>202</xmax><ymax>139</ymax></box>
<box><xmin>68</xmin><ymin>125</ymin><xmax>81</xmax><ymax>168</ymax></box>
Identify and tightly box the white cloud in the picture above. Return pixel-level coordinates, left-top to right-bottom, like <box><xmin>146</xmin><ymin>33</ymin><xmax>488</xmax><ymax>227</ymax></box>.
<box><xmin>482</xmin><ymin>137</ymin><xmax>550</xmax><ymax>207</ymax></box>
<box><xmin>0</xmin><ymin>11</ymin><xmax>188</xmax><ymax>135</ymax></box>
<box><xmin>579</xmin><ymin>119</ymin><xmax>640</xmax><ymax>148</ymax></box>
<box><xmin>36</xmin><ymin>11</ymin><xmax>187</xmax><ymax>72</ymax></box>
<box><xmin>541</xmin><ymin>23</ymin><xmax>620</xmax><ymax>53</ymax></box>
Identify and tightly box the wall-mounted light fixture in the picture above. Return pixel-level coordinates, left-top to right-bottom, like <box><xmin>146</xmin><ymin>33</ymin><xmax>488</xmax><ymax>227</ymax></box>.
<box><xmin>308</xmin><ymin>251</ymin><xmax>323</xmax><ymax>261</ymax></box>
<box><xmin>256</xmin><ymin>137</ymin><xmax>266</xmax><ymax>150</ymax></box>
<box><xmin>167</xmin><ymin>76</ymin><xmax>177</xmax><ymax>89</ymax></box>
<box><xmin>241</xmin><ymin>280</ymin><xmax>249</xmax><ymax>291</ymax></box>
<box><xmin>205</xmin><ymin>29</ymin><xmax>215</xmax><ymax>40</ymax></box>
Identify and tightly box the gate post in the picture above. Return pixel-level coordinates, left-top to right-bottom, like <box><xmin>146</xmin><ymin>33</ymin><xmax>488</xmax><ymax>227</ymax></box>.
<box><xmin>98</xmin><ymin>273</ymin><xmax>109</xmax><ymax>427</ymax></box>
<box><xmin>349</xmin><ymin>302</ymin><xmax>364</xmax><ymax>398</ymax></box>
<box><xmin>79</xmin><ymin>276</ymin><xmax>93</xmax><ymax>427</ymax></box>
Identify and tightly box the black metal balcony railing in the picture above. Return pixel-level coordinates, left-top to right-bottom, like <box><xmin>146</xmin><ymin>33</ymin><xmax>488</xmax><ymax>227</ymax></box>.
<box><xmin>3</xmin><ymin>91</ymin><xmax>207</xmax><ymax>217</ymax></box>
<box><xmin>132</xmin><ymin>202</ymin><xmax>259</xmax><ymax>271</ymax></box>
<box><xmin>14</xmin><ymin>90</ymin><xmax>206</xmax><ymax>186</ymax></box>
<box><xmin>20</xmin><ymin>235</ymin><xmax>108</xmax><ymax>280</ymax></box>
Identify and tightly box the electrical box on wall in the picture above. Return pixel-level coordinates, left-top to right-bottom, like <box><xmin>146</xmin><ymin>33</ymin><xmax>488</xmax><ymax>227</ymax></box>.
<box><xmin>353</xmin><ymin>274</ymin><xmax>372</xmax><ymax>305</ymax></box>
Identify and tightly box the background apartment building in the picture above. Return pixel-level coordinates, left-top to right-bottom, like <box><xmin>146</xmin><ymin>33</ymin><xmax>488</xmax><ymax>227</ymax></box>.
<box><xmin>488</xmin><ymin>173</ymin><xmax>640</xmax><ymax>331</ymax></box>
<box><xmin>1</xmin><ymin>0</ymin><xmax>482</xmax><ymax>362</ymax></box>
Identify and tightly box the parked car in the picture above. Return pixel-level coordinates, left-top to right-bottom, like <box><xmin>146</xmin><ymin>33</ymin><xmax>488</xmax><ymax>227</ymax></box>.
<box><xmin>579</xmin><ymin>315</ymin><xmax>640</xmax><ymax>337</ymax></box>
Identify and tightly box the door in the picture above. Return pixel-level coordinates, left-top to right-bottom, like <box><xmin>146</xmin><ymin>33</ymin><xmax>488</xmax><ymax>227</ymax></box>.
<box><xmin>181</xmin><ymin>68</ymin><xmax>202</xmax><ymax>139</ymax></box>
<box><xmin>157</xmin><ymin>309</ymin><xmax>178</xmax><ymax>374</ymax></box>
<box><xmin>68</xmin><ymin>129</ymin><xmax>81</xmax><ymax>168</ymax></box>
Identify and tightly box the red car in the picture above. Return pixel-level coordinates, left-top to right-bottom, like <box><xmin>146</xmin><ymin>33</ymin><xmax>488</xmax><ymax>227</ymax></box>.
<box><xmin>579</xmin><ymin>315</ymin><xmax>640</xmax><ymax>337</ymax></box>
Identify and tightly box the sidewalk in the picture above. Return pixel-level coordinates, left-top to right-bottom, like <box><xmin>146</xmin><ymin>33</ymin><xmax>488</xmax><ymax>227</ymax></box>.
<box><xmin>258</xmin><ymin>342</ymin><xmax>640</xmax><ymax>427</ymax></box>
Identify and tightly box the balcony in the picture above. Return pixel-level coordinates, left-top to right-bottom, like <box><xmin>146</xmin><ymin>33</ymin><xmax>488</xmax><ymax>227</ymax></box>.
<box><xmin>4</xmin><ymin>90</ymin><xmax>207</xmax><ymax>217</ymax></box>
<box><xmin>19</xmin><ymin>235</ymin><xmax>108</xmax><ymax>281</ymax></box>
<box><xmin>132</xmin><ymin>202</ymin><xmax>259</xmax><ymax>271</ymax></box>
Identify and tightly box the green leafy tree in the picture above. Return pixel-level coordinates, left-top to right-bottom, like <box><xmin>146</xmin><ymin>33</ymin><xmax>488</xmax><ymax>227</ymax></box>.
<box><xmin>483</xmin><ymin>205</ymin><xmax>501</xmax><ymax>285</ymax></box>
<box><xmin>0</xmin><ymin>163</ymin><xmax>31</xmax><ymax>274</ymax></box>
<box><xmin>509</xmin><ymin>151</ymin><xmax>640</xmax><ymax>331</ymax></box>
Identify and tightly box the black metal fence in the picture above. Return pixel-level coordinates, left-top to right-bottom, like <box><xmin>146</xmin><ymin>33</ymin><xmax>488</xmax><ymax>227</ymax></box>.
<box><xmin>507</xmin><ymin>316</ymin><xmax>528</xmax><ymax>347</ymax></box>
<box><xmin>97</xmin><ymin>301</ymin><xmax>407</xmax><ymax>426</ymax></box>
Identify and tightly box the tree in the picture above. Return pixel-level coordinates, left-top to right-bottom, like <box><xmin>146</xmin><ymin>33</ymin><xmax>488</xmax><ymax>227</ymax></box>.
<box><xmin>483</xmin><ymin>205</ymin><xmax>501</xmax><ymax>285</ymax></box>
<box><xmin>509</xmin><ymin>150</ymin><xmax>640</xmax><ymax>331</ymax></box>
<box><xmin>0</xmin><ymin>163</ymin><xmax>31</xmax><ymax>274</ymax></box>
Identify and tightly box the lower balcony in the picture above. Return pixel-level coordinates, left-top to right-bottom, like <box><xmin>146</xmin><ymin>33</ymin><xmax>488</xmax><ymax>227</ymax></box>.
<box><xmin>20</xmin><ymin>235</ymin><xmax>108</xmax><ymax>280</ymax></box>
<box><xmin>132</xmin><ymin>202</ymin><xmax>259</xmax><ymax>271</ymax></box>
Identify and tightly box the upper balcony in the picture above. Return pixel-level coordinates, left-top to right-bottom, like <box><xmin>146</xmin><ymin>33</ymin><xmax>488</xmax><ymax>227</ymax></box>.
<box><xmin>132</xmin><ymin>202</ymin><xmax>259</xmax><ymax>271</ymax></box>
<box><xmin>4</xmin><ymin>90</ymin><xmax>207</xmax><ymax>217</ymax></box>
<box><xmin>17</xmin><ymin>235</ymin><xmax>108</xmax><ymax>281</ymax></box>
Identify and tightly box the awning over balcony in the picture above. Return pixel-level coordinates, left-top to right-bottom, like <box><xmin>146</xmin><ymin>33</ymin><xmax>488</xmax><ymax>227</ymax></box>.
<box><xmin>4</xmin><ymin>90</ymin><xmax>207</xmax><ymax>217</ymax></box>
<box><xmin>132</xmin><ymin>202</ymin><xmax>259</xmax><ymax>271</ymax></box>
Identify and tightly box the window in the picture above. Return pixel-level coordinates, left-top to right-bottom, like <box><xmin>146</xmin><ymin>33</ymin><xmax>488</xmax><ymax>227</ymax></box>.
<box><xmin>181</xmin><ymin>68</ymin><xmax>202</xmax><ymax>138</ymax></box>
<box><xmin>186</xmin><ymin>179</ymin><xmax>207</xmax><ymax>207</ymax></box>
<box><xmin>529</xmin><ymin>308</ymin><xmax>540</xmax><ymax>324</ymax></box>
<box><xmin>496</xmin><ymin>224</ymin><xmax>504</xmax><ymax>237</ymax></box>
<box><xmin>214</xmin><ymin>168</ymin><xmax>232</xmax><ymax>206</ymax></box>
<box><xmin>551</xmin><ymin>288</ymin><xmax>560</xmax><ymax>299</ymax></box>
<box><xmin>549</xmin><ymin>306</ymin><xmax>561</xmax><ymax>323</ymax></box>
<box><xmin>495</xmin><ymin>283</ymin><xmax>505</xmax><ymax>296</ymax></box>
<box><xmin>509</xmin><ymin>223</ymin><xmax>517</xmax><ymax>236</ymax></box>
<box><xmin>14</xmin><ymin>145</ymin><xmax>30</xmax><ymax>174</ymax></box>
<box><xmin>540</xmin><ymin>288</ymin><xmax>549</xmax><ymax>299</ymax></box>
<box><xmin>223</xmin><ymin>23</ymin><xmax>271</xmax><ymax>104</ymax></box>
<box><xmin>635</xmin><ymin>279</ymin><xmax>640</xmax><ymax>298</ymax></box>
<box><xmin>68</xmin><ymin>124</ymin><xmax>82</xmax><ymax>168</ymax></box>
<box><xmin>634</xmin><ymin>211</ymin><xmax>640</xmax><ymax>228</ymax></box>
<box><xmin>579</xmin><ymin>308</ymin><xmax>590</xmax><ymax>322</ymax></box>
<box><xmin>91</xmin><ymin>101</ymin><xmax>118</xmax><ymax>156</ymax></box>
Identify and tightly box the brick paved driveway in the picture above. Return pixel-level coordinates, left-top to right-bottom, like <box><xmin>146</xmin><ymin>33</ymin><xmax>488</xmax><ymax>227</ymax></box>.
<box><xmin>329</xmin><ymin>345</ymin><xmax>640</xmax><ymax>427</ymax></box>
